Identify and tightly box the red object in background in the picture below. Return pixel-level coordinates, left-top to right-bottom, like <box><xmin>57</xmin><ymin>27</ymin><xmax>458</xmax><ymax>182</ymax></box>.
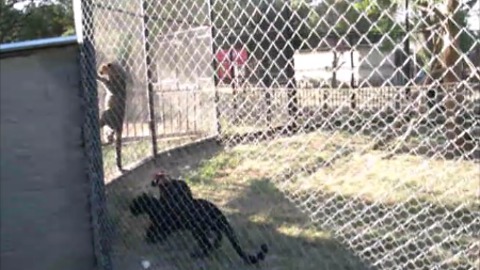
<box><xmin>216</xmin><ymin>48</ymin><xmax>248</xmax><ymax>83</ymax></box>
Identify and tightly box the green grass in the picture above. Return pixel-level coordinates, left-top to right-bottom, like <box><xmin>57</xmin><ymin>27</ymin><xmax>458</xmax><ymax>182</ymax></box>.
<box><xmin>106</xmin><ymin>130</ymin><xmax>479</xmax><ymax>270</ymax></box>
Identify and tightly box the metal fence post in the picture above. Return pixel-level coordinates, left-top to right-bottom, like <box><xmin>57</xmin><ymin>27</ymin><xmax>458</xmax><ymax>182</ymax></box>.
<box><xmin>264</xmin><ymin>63</ymin><xmax>273</xmax><ymax>126</ymax></box>
<box><xmin>140</xmin><ymin>0</ymin><xmax>159</xmax><ymax>156</ymax></box>
<box><xmin>284</xmin><ymin>3</ymin><xmax>299</xmax><ymax>132</ymax></box>
<box><xmin>75</xmin><ymin>0</ymin><xmax>113</xmax><ymax>269</ymax></box>
<box><xmin>403</xmin><ymin>0</ymin><xmax>411</xmax><ymax>98</ymax></box>
<box><xmin>350</xmin><ymin>35</ymin><xmax>357</xmax><ymax>110</ymax></box>
<box><xmin>229</xmin><ymin>36</ymin><xmax>239</xmax><ymax>124</ymax></box>
<box><xmin>208</xmin><ymin>0</ymin><xmax>222</xmax><ymax>136</ymax></box>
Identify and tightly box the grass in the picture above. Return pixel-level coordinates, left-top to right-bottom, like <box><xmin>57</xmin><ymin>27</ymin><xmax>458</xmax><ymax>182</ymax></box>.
<box><xmin>187</xmin><ymin>130</ymin><xmax>477</xmax><ymax>205</ymax></box>
<box><xmin>106</xmin><ymin>129</ymin><xmax>479</xmax><ymax>270</ymax></box>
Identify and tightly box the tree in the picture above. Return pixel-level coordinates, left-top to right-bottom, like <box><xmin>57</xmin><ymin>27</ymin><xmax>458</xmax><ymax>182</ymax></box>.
<box><xmin>416</xmin><ymin>0</ymin><xmax>476</xmax><ymax>83</ymax></box>
<box><xmin>415</xmin><ymin>0</ymin><xmax>476</xmax><ymax>154</ymax></box>
<box><xmin>0</xmin><ymin>1</ymin><xmax>28</xmax><ymax>43</ymax></box>
<box><xmin>355</xmin><ymin>0</ymin><xmax>478</xmax><ymax>155</ymax></box>
<box><xmin>0</xmin><ymin>0</ymin><xmax>74</xmax><ymax>44</ymax></box>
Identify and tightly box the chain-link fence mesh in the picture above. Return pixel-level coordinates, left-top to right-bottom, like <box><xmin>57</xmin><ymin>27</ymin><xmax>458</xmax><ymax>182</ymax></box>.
<box><xmin>79</xmin><ymin>0</ymin><xmax>479</xmax><ymax>269</ymax></box>
<box><xmin>85</xmin><ymin>0</ymin><xmax>218</xmax><ymax>179</ymax></box>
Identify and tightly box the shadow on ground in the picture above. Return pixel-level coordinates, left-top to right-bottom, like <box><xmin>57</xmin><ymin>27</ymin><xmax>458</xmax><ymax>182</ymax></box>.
<box><xmin>226</xmin><ymin>177</ymin><xmax>479</xmax><ymax>270</ymax></box>
<box><xmin>105</xmin><ymin>184</ymin><xmax>372</xmax><ymax>270</ymax></box>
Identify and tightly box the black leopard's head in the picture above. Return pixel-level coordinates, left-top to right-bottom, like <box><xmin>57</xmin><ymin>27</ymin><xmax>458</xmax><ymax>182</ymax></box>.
<box><xmin>151</xmin><ymin>170</ymin><xmax>170</xmax><ymax>187</ymax></box>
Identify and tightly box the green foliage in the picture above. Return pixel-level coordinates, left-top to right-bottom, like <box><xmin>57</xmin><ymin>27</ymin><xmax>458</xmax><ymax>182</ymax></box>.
<box><xmin>294</xmin><ymin>0</ymin><xmax>403</xmax><ymax>43</ymax></box>
<box><xmin>348</xmin><ymin>0</ymin><xmax>400</xmax><ymax>35</ymax></box>
<box><xmin>414</xmin><ymin>0</ymin><xmax>474</xmax><ymax>71</ymax></box>
<box><xmin>460</xmin><ymin>30</ymin><xmax>476</xmax><ymax>53</ymax></box>
<box><xmin>0</xmin><ymin>1</ymin><xmax>24</xmax><ymax>43</ymax></box>
<box><xmin>0</xmin><ymin>0</ymin><xmax>74</xmax><ymax>44</ymax></box>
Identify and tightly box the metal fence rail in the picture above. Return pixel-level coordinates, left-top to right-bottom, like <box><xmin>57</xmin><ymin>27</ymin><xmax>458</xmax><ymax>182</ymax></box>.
<box><xmin>78</xmin><ymin>0</ymin><xmax>479</xmax><ymax>269</ymax></box>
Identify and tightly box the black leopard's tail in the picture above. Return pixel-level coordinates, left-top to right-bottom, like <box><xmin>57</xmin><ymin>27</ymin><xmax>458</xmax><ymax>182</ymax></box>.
<box><xmin>219</xmin><ymin>217</ymin><xmax>268</xmax><ymax>264</ymax></box>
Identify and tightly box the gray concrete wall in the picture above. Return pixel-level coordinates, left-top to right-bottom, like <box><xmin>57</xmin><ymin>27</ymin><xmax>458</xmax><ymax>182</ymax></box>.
<box><xmin>0</xmin><ymin>41</ymin><xmax>96</xmax><ymax>270</ymax></box>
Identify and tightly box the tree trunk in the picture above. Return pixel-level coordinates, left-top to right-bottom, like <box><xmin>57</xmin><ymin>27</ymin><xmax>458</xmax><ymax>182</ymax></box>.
<box><xmin>439</xmin><ymin>0</ymin><xmax>466</xmax><ymax>157</ymax></box>
<box><xmin>378</xmin><ymin>0</ymin><xmax>468</xmax><ymax>157</ymax></box>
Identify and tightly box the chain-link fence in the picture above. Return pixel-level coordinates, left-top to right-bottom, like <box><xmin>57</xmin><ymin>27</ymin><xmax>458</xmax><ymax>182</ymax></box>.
<box><xmin>78</xmin><ymin>0</ymin><xmax>479</xmax><ymax>269</ymax></box>
<box><xmin>82</xmin><ymin>0</ymin><xmax>218</xmax><ymax>179</ymax></box>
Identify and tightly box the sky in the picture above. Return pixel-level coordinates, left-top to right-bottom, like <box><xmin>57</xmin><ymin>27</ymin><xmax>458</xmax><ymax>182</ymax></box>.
<box><xmin>12</xmin><ymin>0</ymin><xmax>56</xmax><ymax>10</ymax></box>
<box><xmin>467</xmin><ymin>0</ymin><xmax>480</xmax><ymax>30</ymax></box>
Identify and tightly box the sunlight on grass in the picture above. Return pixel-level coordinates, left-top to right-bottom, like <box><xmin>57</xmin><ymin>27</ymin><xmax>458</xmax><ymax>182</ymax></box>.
<box><xmin>189</xmin><ymin>130</ymin><xmax>477</xmax><ymax>206</ymax></box>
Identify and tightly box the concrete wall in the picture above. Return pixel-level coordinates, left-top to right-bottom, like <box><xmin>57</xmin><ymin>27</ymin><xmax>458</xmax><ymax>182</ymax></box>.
<box><xmin>0</xmin><ymin>40</ymin><xmax>96</xmax><ymax>270</ymax></box>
